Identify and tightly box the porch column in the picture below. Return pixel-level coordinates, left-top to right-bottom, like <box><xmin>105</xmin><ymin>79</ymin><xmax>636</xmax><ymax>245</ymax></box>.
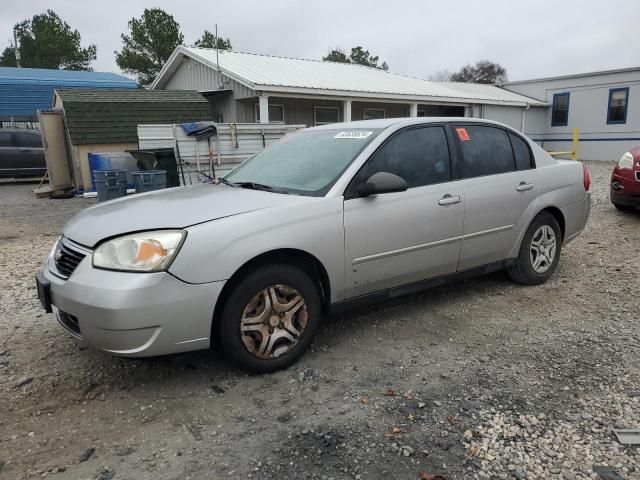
<box><xmin>259</xmin><ymin>95</ymin><xmax>269</xmax><ymax>124</ymax></box>
<box><xmin>409</xmin><ymin>103</ymin><xmax>418</xmax><ymax>117</ymax></box>
<box><xmin>343</xmin><ymin>99</ymin><xmax>352</xmax><ymax>122</ymax></box>
<box><xmin>464</xmin><ymin>105</ymin><xmax>474</xmax><ymax>117</ymax></box>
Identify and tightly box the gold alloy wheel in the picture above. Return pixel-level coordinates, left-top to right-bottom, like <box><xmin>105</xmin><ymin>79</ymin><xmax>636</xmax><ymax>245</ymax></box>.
<box><xmin>240</xmin><ymin>284</ymin><xmax>309</xmax><ymax>359</ymax></box>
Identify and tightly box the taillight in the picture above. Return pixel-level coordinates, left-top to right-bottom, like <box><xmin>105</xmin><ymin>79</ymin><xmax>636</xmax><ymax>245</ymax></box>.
<box><xmin>582</xmin><ymin>163</ymin><xmax>591</xmax><ymax>191</ymax></box>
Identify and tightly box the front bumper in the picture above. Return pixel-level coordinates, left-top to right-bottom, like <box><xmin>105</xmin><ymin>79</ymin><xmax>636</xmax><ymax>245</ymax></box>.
<box><xmin>610</xmin><ymin>190</ymin><xmax>640</xmax><ymax>208</ymax></box>
<box><xmin>40</xmin><ymin>254</ymin><xmax>225</xmax><ymax>357</ymax></box>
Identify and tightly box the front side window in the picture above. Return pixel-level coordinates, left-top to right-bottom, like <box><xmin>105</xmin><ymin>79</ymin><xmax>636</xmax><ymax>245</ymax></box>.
<box><xmin>255</xmin><ymin>104</ymin><xmax>284</xmax><ymax>123</ymax></box>
<box><xmin>363</xmin><ymin>108</ymin><xmax>385</xmax><ymax>120</ymax></box>
<box><xmin>225</xmin><ymin>128</ymin><xmax>381</xmax><ymax>196</ymax></box>
<box><xmin>350</xmin><ymin>126</ymin><xmax>450</xmax><ymax>189</ymax></box>
<box><xmin>607</xmin><ymin>88</ymin><xmax>629</xmax><ymax>124</ymax></box>
<box><xmin>551</xmin><ymin>93</ymin><xmax>570</xmax><ymax>126</ymax></box>
<box><xmin>314</xmin><ymin>107</ymin><xmax>339</xmax><ymax>126</ymax></box>
<box><xmin>455</xmin><ymin>125</ymin><xmax>516</xmax><ymax>178</ymax></box>
<box><xmin>0</xmin><ymin>131</ymin><xmax>14</xmax><ymax>147</ymax></box>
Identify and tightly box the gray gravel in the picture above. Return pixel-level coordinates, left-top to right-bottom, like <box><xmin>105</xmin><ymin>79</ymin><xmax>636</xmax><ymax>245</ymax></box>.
<box><xmin>0</xmin><ymin>161</ymin><xmax>639</xmax><ymax>480</ymax></box>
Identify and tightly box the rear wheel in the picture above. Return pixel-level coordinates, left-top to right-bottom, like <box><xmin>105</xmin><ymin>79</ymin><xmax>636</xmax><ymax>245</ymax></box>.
<box><xmin>218</xmin><ymin>264</ymin><xmax>321</xmax><ymax>373</ymax></box>
<box><xmin>507</xmin><ymin>212</ymin><xmax>562</xmax><ymax>285</ymax></box>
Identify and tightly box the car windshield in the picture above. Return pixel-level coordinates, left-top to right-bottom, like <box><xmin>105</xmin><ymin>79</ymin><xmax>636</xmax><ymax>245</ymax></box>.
<box><xmin>224</xmin><ymin>128</ymin><xmax>382</xmax><ymax>196</ymax></box>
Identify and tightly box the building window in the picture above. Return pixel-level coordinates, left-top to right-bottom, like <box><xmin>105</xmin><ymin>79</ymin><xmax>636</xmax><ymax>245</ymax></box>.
<box><xmin>314</xmin><ymin>106</ymin><xmax>339</xmax><ymax>126</ymax></box>
<box><xmin>254</xmin><ymin>104</ymin><xmax>285</xmax><ymax>123</ymax></box>
<box><xmin>607</xmin><ymin>87</ymin><xmax>629</xmax><ymax>124</ymax></box>
<box><xmin>551</xmin><ymin>93</ymin><xmax>570</xmax><ymax>127</ymax></box>
<box><xmin>363</xmin><ymin>108</ymin><xmax>385</xmax><ymax>120</ymax></box>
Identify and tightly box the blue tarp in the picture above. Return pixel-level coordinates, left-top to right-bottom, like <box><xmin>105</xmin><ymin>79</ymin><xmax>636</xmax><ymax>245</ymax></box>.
<box><xmin>180</xmin><ymin>121</ymin><xmax>217</xmax><ymax>139</ymax></box>
<box><xmin>0</xmin><ymin>67</ymin><xmax>137</xmax><ymax>121</ymax></box>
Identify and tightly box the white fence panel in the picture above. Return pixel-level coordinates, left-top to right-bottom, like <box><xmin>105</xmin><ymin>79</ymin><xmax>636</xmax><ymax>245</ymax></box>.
<box><xmin>137</xmin><ymin>123</ymin><xmax>305</xmax><ymax>184</ymax></box>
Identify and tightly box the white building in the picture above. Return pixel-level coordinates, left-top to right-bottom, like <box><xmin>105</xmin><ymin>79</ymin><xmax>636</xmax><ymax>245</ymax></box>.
<box><xmin>500</xmin><ymin>67</ymin><xmax>639</xmax><ymax>160</ymax></box>
<box><xmin>152</xmin><ymin>47</ymin><xmax>542</xmax><ymax>130</ymax></box>
<box><xmin>152</xmin><ymin>47</ymin><xmax>638</xmax><ymax>161</ymax></box>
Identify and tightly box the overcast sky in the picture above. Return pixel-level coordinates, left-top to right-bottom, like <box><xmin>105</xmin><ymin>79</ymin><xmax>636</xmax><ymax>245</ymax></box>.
<box><xmin>2</xmin><ymin>0</ymin><xmax>639</xmax><ymax>81</ymax></box>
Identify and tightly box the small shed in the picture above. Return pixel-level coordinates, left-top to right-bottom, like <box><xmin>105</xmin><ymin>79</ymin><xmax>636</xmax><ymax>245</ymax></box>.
<box><xmin>0</xmin><ymin>67</ymin><xmax>137</xmax><ymax>127</ymax></box>
<box><xmin>49</xmin><ymin>88</ymin><xmax>214</xmax><ymax>191</ymax></box>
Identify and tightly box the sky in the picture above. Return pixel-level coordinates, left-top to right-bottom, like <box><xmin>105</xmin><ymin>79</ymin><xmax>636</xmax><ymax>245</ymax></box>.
<box><xmin>1</xmin><ymin>0</ymin><xmax>639</xmax><ymax>82</ymax></box>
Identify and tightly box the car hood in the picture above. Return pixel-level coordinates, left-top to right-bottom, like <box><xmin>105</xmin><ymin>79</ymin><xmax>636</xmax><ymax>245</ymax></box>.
<box><xmin>63</xmin><ymin>184</ymin><xmax>312</xmax><ymax>247</ymax></box>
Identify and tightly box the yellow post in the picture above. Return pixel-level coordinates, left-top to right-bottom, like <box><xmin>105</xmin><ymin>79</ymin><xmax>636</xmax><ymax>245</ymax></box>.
<box><xmin>571</xmin><ymin>128</ymin><xmax>579</xmax><ymax>160</ymax></box>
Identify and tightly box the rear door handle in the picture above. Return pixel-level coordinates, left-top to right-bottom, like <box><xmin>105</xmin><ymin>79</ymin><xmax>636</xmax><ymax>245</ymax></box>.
<box><xmin>438</xmin><ymin>194</ymin><xmax>461</xmax><ymax>206</ymax></box>
<box><xmin>516</xmin><ymin>182</ymin><xmax>534</xmax><ymax>192</ymax></box>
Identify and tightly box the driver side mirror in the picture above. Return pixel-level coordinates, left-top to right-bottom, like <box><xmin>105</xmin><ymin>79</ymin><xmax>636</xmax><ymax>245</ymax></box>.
<box><xmin>356</xmin><ymin>172</ymin><xmax>408</xmax><ymax>197</ymax></box>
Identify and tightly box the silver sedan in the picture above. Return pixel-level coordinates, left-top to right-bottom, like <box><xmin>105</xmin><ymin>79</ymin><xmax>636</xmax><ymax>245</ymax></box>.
<box><xmin>37</xmin><ymin>118</ymin><xmax>591</xmax><ymax>372</ymax></box>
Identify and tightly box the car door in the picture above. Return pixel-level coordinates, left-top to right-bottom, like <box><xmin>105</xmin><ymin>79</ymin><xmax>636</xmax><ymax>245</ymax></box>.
<box><xmin>15</xmin><ymin>130</ymin><xmax>46</xmax><ymax>176</ymax></box>
<box><xmin>0</xmin><ymin>130</ymin><xmax>20</xmax><ymax>177</ymax></box>
<box><xmin>450</xmin><ymin>124</ymin><xmax>540</xmax><ymax>270</ymax></box>
<box><xmin>343</xmin><ymin>125</ymin><xmax>465</xmax><ymax>298</ymax></box>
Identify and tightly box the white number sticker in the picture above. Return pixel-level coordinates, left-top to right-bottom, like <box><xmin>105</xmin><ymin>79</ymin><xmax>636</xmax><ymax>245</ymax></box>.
<box><xmin>334</xmin><ymin>131</ymin><xmax>373</xmax><ymax>139</ymax></box>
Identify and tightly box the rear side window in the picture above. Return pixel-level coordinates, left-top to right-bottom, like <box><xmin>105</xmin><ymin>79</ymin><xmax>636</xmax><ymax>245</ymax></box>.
<box><xmin>455</xmin><ymin>125</ymin><xmax>515</xmax><ymax>178</ymax></box>
<box><xmin>509</xmin><ymin>133</ymin><xmax>534</xmax><ymax>170</ymax></box>
<box><xmin>352</xmin><ymin>126</ymin><xmax>450</xmax><ymax>189</ymax></box>
<box><xmin>16</xmin><ymin>131</ymin><xmax>42</xmax><ymax>148</ymax></box>
<box><xmin>0</xmin><ymin>131</ymin><xmax>14</xmax><ymax>147</ymax></box>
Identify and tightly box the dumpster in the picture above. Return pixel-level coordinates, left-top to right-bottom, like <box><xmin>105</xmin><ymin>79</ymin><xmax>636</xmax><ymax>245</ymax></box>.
<box><xmin>94</xmin><ymin>169</ymin><xmax>127</xmax><ymax>202</ymax></box>
<box><xmin>127</xmin><ymin>149</ymin><xmax>180</xmax><ymax>188</ymax></box>
<box><xmin>132</xmin><ymin>170</ymin><xmax>167</xmax><ymax>193</ymax></box>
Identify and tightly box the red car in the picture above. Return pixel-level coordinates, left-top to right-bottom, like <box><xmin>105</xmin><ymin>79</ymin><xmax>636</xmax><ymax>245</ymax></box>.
<box><xmin>611</xmin><ymin>146</ymin><xmax>640</xmax><ymax>211</ymax></box>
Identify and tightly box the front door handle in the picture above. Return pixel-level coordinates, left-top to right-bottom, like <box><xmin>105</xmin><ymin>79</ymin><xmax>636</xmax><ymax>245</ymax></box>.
<box><xmin>516</xmin><ymin>182</ymin><xmax>534</xmax><ymax>192</ymax></box>
<box><xmin>438</xmin><ymin>194</ymin><xmax>461</xmax><ymax>206</ymax></box>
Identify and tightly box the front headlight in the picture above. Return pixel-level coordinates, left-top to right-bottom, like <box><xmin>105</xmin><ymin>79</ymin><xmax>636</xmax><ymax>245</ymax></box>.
<box><xmin>93</xmin><ymin>230</ymin><xmax>185</xmax><ymax>272</ymax></box>
<box><xmin>618</xmin><ymin>152</ymin><xmax>634</xmax><ymax>170</ymax></box>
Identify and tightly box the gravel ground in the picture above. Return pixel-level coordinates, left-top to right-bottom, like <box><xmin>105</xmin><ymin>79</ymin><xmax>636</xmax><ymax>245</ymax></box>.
<box><xmin>0</xmin><ymin>161</ymin><xmax>638</xmax><ymax>480</ymax></box>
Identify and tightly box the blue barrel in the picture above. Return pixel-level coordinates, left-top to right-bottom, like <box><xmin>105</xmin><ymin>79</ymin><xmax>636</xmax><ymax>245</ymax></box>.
<box><xmin>94</xmin><ymin>169</ymin><xmax>128</xmax><ymax>202</ymax></box>
<box><xmin>132</xmin><ymin>170</ymin><xmax>167</xmax><ymax>194</ymax></box>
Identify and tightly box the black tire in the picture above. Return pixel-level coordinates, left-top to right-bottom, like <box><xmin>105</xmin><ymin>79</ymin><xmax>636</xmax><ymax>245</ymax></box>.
<box><xmin>217</xmin><ymin>264</ymin><xmax>321</xmax><ymax>373</ymax></box>
<box><xmin>613</xmin><ymin>203</ymin><xmax>636</xmax><ymax>212</ymax></box>
<box><xmin>507</xmin><ymin>212</ymin><xmax>562</xmax><ymax>285</ymax></box>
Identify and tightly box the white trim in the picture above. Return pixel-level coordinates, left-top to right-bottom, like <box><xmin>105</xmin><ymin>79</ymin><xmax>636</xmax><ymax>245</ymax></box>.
<box><xmin>363</xmin><ymin>108</ymin><xmax>386</xmax><ymax>120</ymax></box>
<box><xmin>314</xmin><ymin>106</ymin><xmax>340</xmax><ymax>126</ymax></box>
<box><xmin>254</xmin><ymin>102</ymin><xmax>285</xmax><ymax>124</ymax></box>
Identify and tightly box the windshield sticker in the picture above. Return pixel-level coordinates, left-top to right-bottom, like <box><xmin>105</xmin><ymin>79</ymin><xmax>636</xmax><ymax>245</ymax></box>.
<box><xmin>456</xmin><ymin>127</ymin><xmax>470</xmax><ymax>141</ymax></box>
<box><xmin>334</xmin><ymin>131</ymin><xmax>373</xmax><ymax>139</ymax></box>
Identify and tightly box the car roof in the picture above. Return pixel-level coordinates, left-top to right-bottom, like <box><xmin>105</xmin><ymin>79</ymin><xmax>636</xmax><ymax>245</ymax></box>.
<box><xmin>309</xmin><ymin>117</ymin><xmax>510</xmax><ymax>131</ymax></box>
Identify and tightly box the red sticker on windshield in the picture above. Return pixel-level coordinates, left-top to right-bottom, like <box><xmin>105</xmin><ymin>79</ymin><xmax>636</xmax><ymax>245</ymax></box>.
<box><xmin>456</xmin><ymin>128</ymin><xmax>470</xmax><ymax>141</ymax></box>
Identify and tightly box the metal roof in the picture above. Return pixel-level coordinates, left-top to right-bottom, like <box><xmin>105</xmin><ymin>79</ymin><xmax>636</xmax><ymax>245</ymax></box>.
<box><xmin>152</xmin><ymin>47</ymin><xmax>545</xmax><ymax>107</ymax></box>
<box><xmin>499</xmin><ymin>65</ymin><xmax>640</xmax><ymax>85</ymax></box>
<box><xmin>55</xmin><ymin>88</ymin><xmax>213</xmax><ymax>145</ymax></box>
<box><xmin>0</xmin><ymin>67</ymin><xmax>137</xmax><ymax>121</ymax></box>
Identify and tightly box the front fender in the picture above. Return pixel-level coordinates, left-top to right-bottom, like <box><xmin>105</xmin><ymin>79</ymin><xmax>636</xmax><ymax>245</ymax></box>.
<box><xmin>168</xmin><ymin>197</ymin><xmax>346</xmax><ymax>302</ymax></box>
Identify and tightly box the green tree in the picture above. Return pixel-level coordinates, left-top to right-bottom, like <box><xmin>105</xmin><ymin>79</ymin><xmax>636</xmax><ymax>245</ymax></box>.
<box><xmin>0</xmin><ymin>10</ymin><xmax>96</xmax><ymax>70</ymax></box>
<box><xmin>349</xmin><ymin>46</ymin><xmax>388</xmax><ymax>71</ymax></box>
<box><xmin>449</xmin><ymin>60</ymin><xmax>507</xmax><ymax>84</ymax></box>
<box><xmin>194</xmin><ymin>30</ymin><xmax>232</xmax><ymax>50</ymax></box>
<box><xmin>322</xmin><ymin>48</ymin><xmax>349</xmax><ymax>64</ymax></box>
<box><xmin>322</xmin><ymin>46</ymin><xmax>388</xmax><ymax>71</ymax></box>
<box><xmin>115</xmin><ymin>8</ymin><xmax>184</xmax><ymax>86</ymax></box>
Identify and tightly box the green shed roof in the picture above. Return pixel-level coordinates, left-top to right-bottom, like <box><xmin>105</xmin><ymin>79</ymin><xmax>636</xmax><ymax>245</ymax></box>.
<box><xmin>55</xmin><ymin>88</ymin><xmax>214</xmax><ymax>145</ymax></box>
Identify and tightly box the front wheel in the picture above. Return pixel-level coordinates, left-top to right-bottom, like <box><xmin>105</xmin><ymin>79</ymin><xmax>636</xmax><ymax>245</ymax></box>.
<box><xmin>217</xmin><ymin>264</ymin><xmax>321</xmax><ymax>373</ymax></box>
<box><xmin>507</xmin><ymin>212</ymin><xmax>562</xmax><ymax>285</ymax></box>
